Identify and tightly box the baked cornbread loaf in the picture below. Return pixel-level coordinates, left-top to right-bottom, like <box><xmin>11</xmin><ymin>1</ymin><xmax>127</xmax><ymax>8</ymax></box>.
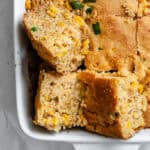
<box><xmin>84</xmin><ymin>16</ymin><xmax>136</xmax><ymax>73</ymax></box>
<box><xmin>138</xmin><ymin>0</ymin><xmax>150</xmax><ymax>17</ymax></box>
<box><xmin>23</xmin><ymin>0</ymin><xmax>150</xmax><ymax>139</ymax></box>
<box><xmin>23</xmin><ymin>1</ymin><xmax>91</xmax><ymax>74</ymax></box>
<box><xmin>78</xmin><ymin>70</ymin><xmax>147</xmax><ymax>139</ymax></box>
<box><xmin>34</xmin><ymin>68</ymin><xmax>87</xmax><ymax>131</ymax></box>
<box><xmin>137</xmin><ymin>16</ymin><xmax>150</xmax><ymax>69</ymax></box>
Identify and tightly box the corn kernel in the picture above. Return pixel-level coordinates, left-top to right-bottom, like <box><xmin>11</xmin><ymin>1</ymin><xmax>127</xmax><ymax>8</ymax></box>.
<box><xmin>47</xmin><ymin>110</ymin><xmax>55</xmax><ymax>116</ymax></box>
<box><xmin>138</xmin><ymin>84</ymin><xmax>144</xmax><ymax>94</ymax></box>
<box><xmin>81</xmin><ymin>50</ymin><xmax>89</xmax><ymax>55</ymax></box>
<box><xmin>64</xmin><ymin>12</ymin><xmax>70</xmax><ymax>19</ymax></box>
<box><xmin>82</xmin><ymin>39</ymin><xmax>89</xmax><ymax>49</ymax></box>
<box><xmin>44</xmin><ymin>95</ymin><xmax>50</xmax><ymax>101</ymax></box>
<box><xmin>57</xmin><ymin>22</ymin><xmax>65</xmax><ymax>27</ymax></box>
<box><xmin>127</xmin><ymin>121</ymin><xmax>131</xmax><ymax>129</ymax></box>
<box><xmin>74</xmin><ymin>16</ymin><xmax>85</xmax><ymax>26</ymax></box>
<box><xmin>56</xmin><ymin>48</ymin><xmax>68</xmax><ymax>58</ymax></box>
<box><xmin>47</xmin><ymin>5</ymin><xmax>57</xmax><ymax>17</ymax></box>
<box><xmin>63</xmin><ymin>114</ymin><xmax>70</xmax><ymax>126</ymax></box>
<box><xmin>51</xmin><ymin>117</ymin><xmax>59</xmax><ymax>126</ymax></box>
<box><xmin>40</xmin><ymin>36</ymin><xmax>47</xmax><ymax>41</ymax></box>
<box><xmin>131</xmin><ymin>81</ymin><xmax>139</xmax><ymax>89</ymax></box>
<box><xmin>25</xmin><ymin>0</ymin><xmax>31</xmax><ymax>10</ymax></box>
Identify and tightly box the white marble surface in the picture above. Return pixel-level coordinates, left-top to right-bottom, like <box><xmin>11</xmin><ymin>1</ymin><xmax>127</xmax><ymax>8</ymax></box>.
<box><xmin>0</xmin><ymin>0</ymin><xmax>149</xmax><ymax>149</ymax></box>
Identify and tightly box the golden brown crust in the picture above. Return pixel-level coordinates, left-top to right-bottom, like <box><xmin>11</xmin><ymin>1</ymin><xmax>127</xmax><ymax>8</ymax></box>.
<box><xmin>85</xmin><ymin>16</ymin><xmax>136</xmax><ymax>73</ymax></box>
<box><xmin>78</xmin><ymin>71</ymin><xmax>125</xmax><ymax>138</ymax></box>
<box><xmin>138</xmin><ymin>0</ymin><xmax>150</xmax><ymax>17</ymax></box>
<box><xmin>78</xmin><ymin>71</ymin><xmax>146</xmax><ymax>139</ymax></box>
<box><xmin>137</xmin><ymin>16</ymin><xmax>150</xmax><ymax>69</ymax></box>
<box><xmin>92</xmin><ymin>0</ymin><xmax>138</xmax><ymax>17</ymax></box>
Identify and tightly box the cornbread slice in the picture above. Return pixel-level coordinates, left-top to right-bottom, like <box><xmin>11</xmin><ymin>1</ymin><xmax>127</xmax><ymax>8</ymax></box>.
<box><xmin>23</xmin><ymin>1</ymin><xmax>91</xmax><ymax>74</ymax></box>
<box><xmin>78</xmin><ymin>70</ymin><xmax>147</xmax><ymax>139</ymax></box>
<box><xmin>34</xmin><ymin>69</ymin><xmax>87</xmax><ymax>131</ymax></box>
<box><xmin>91</xmin><ymin>0</ymin><xmax>138</xmax><ymax>17</ymax></box>
<box><xmin>138</xmin><ymin>0</ymin><xmax>150</xmax><ymax>17</ymax></box>
<box><xmin>84</xmin><ymin>16</ymin><xmax>137</xmax><ymax>73</ymax></box>
<box><xmin>137</xmin><ymin>16</ymin><xmax>150</xmax><ymax>69</ymax></box>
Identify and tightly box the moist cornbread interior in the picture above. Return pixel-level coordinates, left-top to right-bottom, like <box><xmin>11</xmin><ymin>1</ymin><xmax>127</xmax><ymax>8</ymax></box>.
<box><xmin>23</xmin><ymin>1</ymin><xmax>91</xmax><ymax>74</ymax></box>
<box><xmin>34</xmin><ymin>69</ymin><xmax>87</xmax><ymax>131</ymax></box>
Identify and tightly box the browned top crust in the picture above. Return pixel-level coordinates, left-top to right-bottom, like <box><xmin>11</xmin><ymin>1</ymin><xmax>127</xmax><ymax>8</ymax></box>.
<box><xmin>93</xmin><ymin>0</ymin><xmax>138</xmax><ymax>17</ymax></box>
<box><xmin>137</xmin><ymin>16</ymin><xmax>150</xmax><ymax>69</ymax></box>
<box><xmin>85</xmin><ymin>16</ymin><xmax>136</xmax><ymax>73</ymax></box>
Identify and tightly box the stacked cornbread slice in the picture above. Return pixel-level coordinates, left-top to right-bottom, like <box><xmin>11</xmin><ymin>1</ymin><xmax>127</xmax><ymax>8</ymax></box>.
<box><xmin>23</xmin><ymin>0</ymin><xmax>150</xmax><ymax>139</ymax></box>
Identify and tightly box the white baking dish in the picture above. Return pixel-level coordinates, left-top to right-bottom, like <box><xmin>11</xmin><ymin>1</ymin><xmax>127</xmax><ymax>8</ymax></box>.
<box><xmin>14</xmin><ymin>0</ymin><xmax>150</xmax><ymax>144</ymax></box>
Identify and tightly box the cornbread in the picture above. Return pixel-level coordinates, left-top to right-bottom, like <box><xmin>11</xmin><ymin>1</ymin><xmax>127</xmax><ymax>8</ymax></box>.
<box><xmin>34</xmin><ymin>68</ymin><xmax>87</xmax><ymax>131</ymax></box>
<box><xmin>137</xmin><ymin>16</ymin><xmax>150</xmax><ymax>69</ymax></box>
<box><xmin>23</xmin><ymin>0</ymin><xmax>150</xmax><ymax>139</ymax></box>
<box><xmin>90</xmin><ymin>0</ymin><xmax>138</xmax><ymax>17</ymax></box>
<box><xmin>138</xmin><ymin>0</ymin><xmax>150</xmax><ymax>16</ymax></box>
<box><xmin>84</xmin><ymin>16</ymin><xmax>137</xmax><ymax>73</ymax></box>
<box><xmin>78</xmin><ymin>71</ymin><xmax>147</xmax><ymax>139</ymax></box>
<box><xmin>23</xmin><ymin>1</ymin><xmax>91</xmax><ymax>74</ymax></box>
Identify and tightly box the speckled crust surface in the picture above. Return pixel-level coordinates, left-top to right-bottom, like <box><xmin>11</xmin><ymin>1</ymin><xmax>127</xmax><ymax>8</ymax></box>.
<box><xmin>85</xmin><ymin>15</ymin><xmax>136</xmax><ymax>73</ymax></box>
<box><xmin>138</xmin><ymin>0</ymin><xmax>150</xmax><ymax>17</ymax></box>
<box><xmin>78</xmin><ymin>71</ymin><xmax>147</xmax><ymax>139</ymax></box>
<box><xmin>137</xmin><ymin>16</ymin><xmax>150</xmax><ymax>69</ymax></box>
<box><xmin>92</xmin><ymin>0</ymin><xmax>138</xmax><ymax>17</ymax></box>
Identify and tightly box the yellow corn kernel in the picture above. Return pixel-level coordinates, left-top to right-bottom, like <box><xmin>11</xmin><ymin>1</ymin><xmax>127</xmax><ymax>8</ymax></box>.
<box><xmin>51</xmin><ymin>117</ymin><xmax>59</xmax><ymax>126</ymax></box>
<box><xmin>126</xmin><ymin>121</ymin><xmax>131</xmax><ymax>129</ymax></box>
<box><xmin>57</xmin><ymin>22</ymin><xmax>65</xmax><ymax>27</ymax></box>
<box><xmin>64</xmin><ymin>12</ymin><xmax>70</xmax><ymax>19</ymax></box>
<box><xmin>74</xmin><ymin>16</ymin><xmax>85</xmax><ymax>26</ymax></box>
<box><xmin>25</xmin><ymin>0</ymin><xmax>31</xmax><ymax>10</ymax></box>
<box><xmin>47</xmin><ymin>110</ymin><xmax>55</xmax><ymax>116</ymax></box>
<box><xmin>131</xmin><ymin>81</ymin><xmax>139</xmax><ymax>89</ymax></box>
<box><xmin>138</xmin><ymin>84</ymin><xmax>144</xmax><ymax>94</ymax></box>
<box><xmin>47</xmin><ymin>5</ymin><xmax>57</xmax><ymax>17</ymax></box>
<box><xmin>56</xmin><ymin>48</ymin><xmax>68</xmax><ymax>58</ymax></box>
<box><xmin>40</xmin><ymin>36</ymin><xmax>47</xmax><ymax>41</ymax></box>
<box><xmin>44</xmin><ymin>95</ymin><xmax>50</xmax><ymax>101</ymax></box>
<box><xmin>81</xmin><ymin>50</ymin><xmax>89</xmax><ymax>55</ymax></box>
<box><xmin>64</xmin><ymin>1</ymin><xmax>72</xmax><ymax>10</ymax></box>
<box><xmin>82</xmin><ymin>39</ymin><xmax>89</xmax><ymax>49</ymax></box>
<box><xmin>63</xmin><ymin>114</ymin><xmax>70</xmax><ymax>126</ymax></box>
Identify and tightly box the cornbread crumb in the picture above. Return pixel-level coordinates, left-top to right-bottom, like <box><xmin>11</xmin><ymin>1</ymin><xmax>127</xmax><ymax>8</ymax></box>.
<box><xmin>23</xmin><ymin>1</ymin><xmax>90</xmax><ymax>74</ymax></box>
<box><xmin>34</xmin><ymin>68</ymin><xmax>87</xmax><ymax>131</ymax></box>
